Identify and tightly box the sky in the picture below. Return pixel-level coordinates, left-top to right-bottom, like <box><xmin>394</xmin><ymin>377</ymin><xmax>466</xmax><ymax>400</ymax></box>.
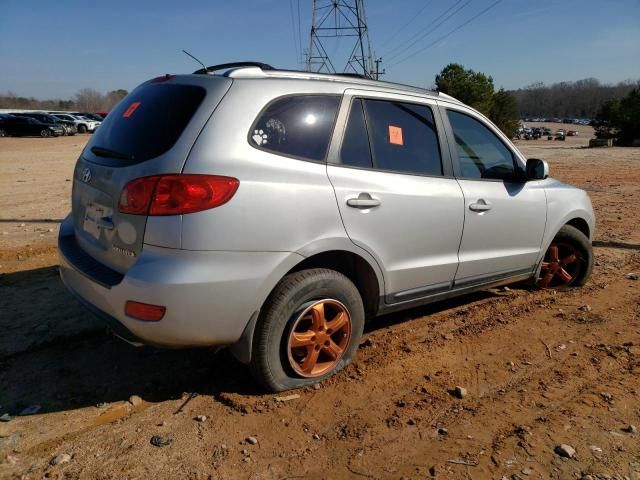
<box><xmin>1</xmin><ymin>0</ymin><xmax>639</xmax><ymax>99</ymax></box>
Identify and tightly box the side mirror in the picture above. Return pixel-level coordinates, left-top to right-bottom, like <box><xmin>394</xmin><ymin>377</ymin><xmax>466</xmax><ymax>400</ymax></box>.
<box><xmin>526</xmin><ymin>158</ymin><xmax>549</xmax><ymax>180</ymax></box>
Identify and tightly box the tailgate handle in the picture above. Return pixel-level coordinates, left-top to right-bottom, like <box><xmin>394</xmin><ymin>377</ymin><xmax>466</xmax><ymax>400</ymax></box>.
<box><xmin>347</xmin><ymin>193</ymin><xmax>381</xmax><ymax>209</ymax></box>
<box><xmin>97</xmin><ymin>216</ymin><xmax>115</xmax><ymax>230</ymax></box>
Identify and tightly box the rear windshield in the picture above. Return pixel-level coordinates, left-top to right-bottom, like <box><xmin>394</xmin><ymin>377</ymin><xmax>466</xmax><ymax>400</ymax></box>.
<box><xmin>89</xmin><ymin>84</ymin><xmax>206</xmax><ymax>164</ymax></box>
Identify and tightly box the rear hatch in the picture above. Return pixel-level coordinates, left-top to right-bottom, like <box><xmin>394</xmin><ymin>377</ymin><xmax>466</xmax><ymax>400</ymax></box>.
<box><xmin>71</xmin><ymin>75</ymin><xmax>232</xmax><ymax>274</ymax></box>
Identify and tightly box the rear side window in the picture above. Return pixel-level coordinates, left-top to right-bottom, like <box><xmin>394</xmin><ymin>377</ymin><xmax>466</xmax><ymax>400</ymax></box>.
<box><xmin>90</xmin><ymin>84</ymin><xmax>206</xmax><ymax>164</ymax></box>
<box><xmin>446</xmin><ymin>110</ymin><xmax>516</xmax><ymax>180</ymax></box>
<box><xmin>363</xmin><ymin>99</ymin><xmax>442</xmax><ymax>176</ymax></box>
<box><xmin>250</xmin><ymin>95</ymin><xmax>340</xmax><ymax>162</ymax></box>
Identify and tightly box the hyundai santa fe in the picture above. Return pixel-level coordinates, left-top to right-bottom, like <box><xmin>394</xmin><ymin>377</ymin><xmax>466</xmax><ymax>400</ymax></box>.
<box><xmin>58</xmin><ymin>62</ymin><xmax>595</xmax><ymax>391</ymax></box>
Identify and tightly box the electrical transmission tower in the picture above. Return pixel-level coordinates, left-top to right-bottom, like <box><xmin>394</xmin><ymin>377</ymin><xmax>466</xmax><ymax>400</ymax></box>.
<box><xmin>307</xmin><ymin>0</ymin><xmax>377</xmax><ymax>78</ymax></box>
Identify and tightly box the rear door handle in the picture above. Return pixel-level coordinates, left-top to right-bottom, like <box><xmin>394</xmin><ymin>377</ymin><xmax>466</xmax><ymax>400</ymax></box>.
<box><xmin>347</xmin><ymin>193</ymin><xmax>381</xmax><ymax>209</ymax></box>
<box><xmin>469</xmin><ymin>199</ymin><xmax>491</xmax><ymax>212</ymax></box>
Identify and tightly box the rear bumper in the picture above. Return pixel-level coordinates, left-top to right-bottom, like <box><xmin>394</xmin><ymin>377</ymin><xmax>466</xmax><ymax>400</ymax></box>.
<box><xmin>58</xmin><ymin>215</ymin><xmax>302</xmax><ymax>347</ymax></box>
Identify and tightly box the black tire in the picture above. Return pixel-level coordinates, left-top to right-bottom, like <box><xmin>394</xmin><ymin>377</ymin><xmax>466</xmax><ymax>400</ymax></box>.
<box><xmin>537</xmin><ymin>224</ymin><xmax>593</xmax><ymax>288</ymax></box>
<box><xmin>0</xmin><ymin>129</ymin><xmax>6</xmax><ymax>137</ymax></box>
<box><xmin>77</xmin><ymin>124</ymin><xmax>87</xmax><ymax>134</ymax></box>
<box><xmin>250</xmin><ymin>268</ymin><xmax>364</xmax><ymax>392</ymax></box>
<box><xmin>40</xmin><ymin>129</ymin><xmax>51</xmax><ymax>138</ymax></box>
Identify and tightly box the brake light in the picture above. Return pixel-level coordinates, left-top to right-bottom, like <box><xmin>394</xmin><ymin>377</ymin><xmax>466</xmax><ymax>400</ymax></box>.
<box><xmin>118</xmin><ymin>175</ymin><xmax>239</xmax><ymax>216</ymax></box>
<box><xmin>151</xmin><ymin>74</ymin><xmax>175</xmax><ymax>83</ymax></box>
<box><xmin>125</xmin><ymin>301</ymin><xmax>166</xmax><ymax>322</ymax></box>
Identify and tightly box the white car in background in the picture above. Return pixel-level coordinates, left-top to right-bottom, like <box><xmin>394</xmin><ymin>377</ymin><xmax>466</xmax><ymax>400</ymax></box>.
<box><xmin>51</xmin><ymin>113</ymin><xmax>100</xmax><ymax>133</ymax></box>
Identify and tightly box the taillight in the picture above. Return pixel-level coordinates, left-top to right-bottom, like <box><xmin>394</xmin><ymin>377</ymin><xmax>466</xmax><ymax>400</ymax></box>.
<box><xmin>125</xmin><ymin>301</ymin><xmax>166</xmax><ymax>322</ymax></box>
<box><xmin>118</xmin><ymin>175</ymin><xmax>239</xmax><ymax>216</ymax></box>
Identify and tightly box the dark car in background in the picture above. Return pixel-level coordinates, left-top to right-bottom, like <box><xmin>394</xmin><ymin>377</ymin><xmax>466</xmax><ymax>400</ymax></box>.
<box><xmin>0</xmin><ymin>114</ymin><xmax>64</xmax><ymax>137</ymax></box>
<box><xmin>13</xmin><ymin>112</ymin><xmax>77</xmax><ymax>136</ymax></box>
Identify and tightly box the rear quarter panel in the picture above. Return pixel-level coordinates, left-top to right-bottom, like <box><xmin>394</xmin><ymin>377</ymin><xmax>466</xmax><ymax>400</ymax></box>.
<box><xmin>181</xmin><ymin>79</ymin><xmax>350</xmax><ymax>254</ymax></box>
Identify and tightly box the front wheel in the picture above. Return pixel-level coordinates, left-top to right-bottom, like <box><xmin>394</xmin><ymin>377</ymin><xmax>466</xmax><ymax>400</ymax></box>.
<box><xmin>77</xmin><ymin>124</ymin><xmax>87</xmax><ymax>134</ymax></box>
<box><xmin>250</xmin><ymin>269</ymin><xmax>364</xmax><ymax>392</ymax></box>
<box><xmin>537</xmin><ymin>225</ymin><xmax>593</xmax><ymax>288</ymax></box>
<box><xmin>40</xmin><ymin>129</ymin><xmax>51</xmax><ymax>138</ymax></box>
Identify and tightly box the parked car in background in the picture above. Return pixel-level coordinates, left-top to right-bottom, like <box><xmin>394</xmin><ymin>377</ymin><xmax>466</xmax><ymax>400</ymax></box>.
<box><xmin>555</xmin><ymin>130</ymin><xmax>566</xmax><ymax>141</ymax></box>
<box><xmin>0</xmin><ymin>114</ymin><xmax>64</xmax><ymax>137</ymax></box>
<box><xmin>58</xmin><ymin>63</ymin><xmax>595</xmax><ymax>391</ymax></box>
<box><xmin>51</xmin><ymin>113</ymin><xmax>99</xmax><ymax>133</ymax></box>
<box><xmin>75</xmin><ymin>112</ymin><xmax>106</xmax><ymax>122</ymax></box>
<box><xmin>13</xmin><ymin>112</ymin><xmax>77</xmax><ymax>136</ymax></box>
<box><xmin>566</xmin><ymin>130</ymin><xmax>578</xmax><ymax>136</ymax></box>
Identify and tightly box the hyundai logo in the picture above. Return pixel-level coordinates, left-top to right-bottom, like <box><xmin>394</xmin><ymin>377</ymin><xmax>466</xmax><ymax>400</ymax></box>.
<box><xmin>81</xmin><ymin>167</ymin><xmax>92</xmax><ymax>184</ymax></box>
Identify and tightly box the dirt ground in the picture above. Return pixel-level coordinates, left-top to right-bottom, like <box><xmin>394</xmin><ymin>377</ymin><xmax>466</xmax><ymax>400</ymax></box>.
<box><xmin>0</xmin><ymin>127</ymin><xmax>639</xmax><ymax>480</ymax></box>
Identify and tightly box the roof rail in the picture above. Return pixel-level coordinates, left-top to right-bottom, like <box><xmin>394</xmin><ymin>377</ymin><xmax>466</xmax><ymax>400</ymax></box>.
<box><xmin>333</xmin><ymin>72</ymin><xmax>371</xmax><ymax>80</ymax></box>
<box><xmin>193</xmin><ymin>62</ymin><xmax>274</xmax><ymax>75</ymax></box>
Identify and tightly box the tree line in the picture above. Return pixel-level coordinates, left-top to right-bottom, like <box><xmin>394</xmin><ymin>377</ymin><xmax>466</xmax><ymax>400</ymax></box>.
<box><xmin>0</xmin><ymin>88</ymin><xmax>128</xmax><ymax>112</ymax></box>
<box><xmin>434</xmin><ymin>64</ymin><xmax>639</xmax><ymax>142</ymax></box>
<box><xmin>510</xmin><ymin>78</ymin><xmax>639</xmax><ymax>119</ymax></box>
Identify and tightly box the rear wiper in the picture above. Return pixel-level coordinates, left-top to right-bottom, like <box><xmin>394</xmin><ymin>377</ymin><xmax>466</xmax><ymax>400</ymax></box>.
<box><xmin>91</xmin><ymin>146</ymin><xmax>134</xmax><ymax>161</ymax></box>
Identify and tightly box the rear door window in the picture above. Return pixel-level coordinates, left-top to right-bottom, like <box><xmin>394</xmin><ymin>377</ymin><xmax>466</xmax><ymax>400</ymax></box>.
<box><xmin>250</xmin><ymin>95</ymin><xmax>340</xmax><ymax>162</ymax></box>
<box><xmin>362</xmin><ymin>99</ymin><xmax>443</xmax><ymax>176</ymax></box>
<box><xmin>89</xmin><ymin>84</ymin><xmax>206</xmax><ymax>164</ymax></box>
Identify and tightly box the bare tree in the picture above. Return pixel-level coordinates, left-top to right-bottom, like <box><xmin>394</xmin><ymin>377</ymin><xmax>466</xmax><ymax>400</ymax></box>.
<box><xmin>74</xmin><ymin>88</ymin><xmax>105</xmax><ymax>112</ymax></box>
<box><xmin>104</xmin><ymin>89</ymin><xmax>128</xmax><ymax>111</ymax></box>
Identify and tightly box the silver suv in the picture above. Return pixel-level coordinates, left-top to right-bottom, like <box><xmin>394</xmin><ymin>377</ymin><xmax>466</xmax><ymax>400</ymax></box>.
<box><xmin>59</xmin><ymin>62</ymin><xmax>595</xmax><ymax>391</ymax></box>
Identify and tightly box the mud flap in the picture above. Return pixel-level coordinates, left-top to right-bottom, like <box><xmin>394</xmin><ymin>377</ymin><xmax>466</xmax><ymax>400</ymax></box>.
<box><xmin>228</xmin><ymin>310</ymin><xmax>260</xmax><ymax>364</ymax></box>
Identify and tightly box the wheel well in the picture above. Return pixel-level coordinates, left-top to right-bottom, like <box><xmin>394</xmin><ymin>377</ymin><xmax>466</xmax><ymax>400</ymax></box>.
<box><xmin>566</xmin><ymin>218</ymin><xmax>590</xmax><ymax>239</ymax></box>
<box><xmin>288</xmin><ymin>250</ymin><xmax>380</xmax><ymax>319</ymax></box>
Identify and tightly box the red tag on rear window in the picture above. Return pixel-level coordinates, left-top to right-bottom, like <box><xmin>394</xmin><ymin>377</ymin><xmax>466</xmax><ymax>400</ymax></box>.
<box><xmin>389</xmin><ymin>125</ymin><xmax>403</xmax><ymax>145</ymax></box>
<box><xmin>122</xmin><ymin>102</ymin><xmax>141</xmax><ymax>118</ymax></box>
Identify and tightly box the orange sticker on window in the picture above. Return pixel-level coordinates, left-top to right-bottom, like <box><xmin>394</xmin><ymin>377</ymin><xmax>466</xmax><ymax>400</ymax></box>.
<box><xmin>122</xmin><ymin>102</ymin><xmax>141</xmax><ymax>118</ymax></box>
<box><xmin>389</xmin><ymin>125</ymin><xmax>403</xmax><ymax>145</ymax></box>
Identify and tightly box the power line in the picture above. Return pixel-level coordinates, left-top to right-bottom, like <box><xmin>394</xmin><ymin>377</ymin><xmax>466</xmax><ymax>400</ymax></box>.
<box><xmin>382</xmin><ymin>0</ymin><xmax>466</xmax><ymax>58</ymax></box>
<box><xmin>388</xmin><ymin>0</ymin><xmax>504</xmax><ymax>68</ymax></box>
<box><xmin>384</xmin><ymin>0</ymin><xmax>474</xmax><ymax>63</ymax></box>
<box><xmin>380</xmin><ymin>0</ymin><xmax>433</xmax><ymax>47</ymax></box>
<box><xmin>289</xmin><ymin>0</ymin><xmax>301</xmax><ymax>66</ymax></box>
<box><xmin>297</xmin><ymin>0</ymin><xmax>303</xmax><ymax>66</ymax></box>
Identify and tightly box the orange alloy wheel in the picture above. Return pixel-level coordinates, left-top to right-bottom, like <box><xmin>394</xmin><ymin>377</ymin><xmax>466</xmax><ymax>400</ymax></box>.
<box><xmin>287</xmin><ymin>299</ymin><xmax>352</xmax><ymax>378</ymax></box>
<box><xmin>537</xmin><ymin>242</ymin><xmax>582</xmax><ymax>288</ymax></box>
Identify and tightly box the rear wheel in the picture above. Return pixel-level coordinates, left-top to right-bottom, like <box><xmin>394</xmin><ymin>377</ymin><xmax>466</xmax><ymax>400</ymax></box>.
<box><xmin>77</xmin><ymin>124</ymin><xmax>87</xmax><ymax>134</ymax></box>
<box><xmin>0</xmin><ymin>129</ymin><xmax>6</xmax><ymax>137</ymax></box>
<box><xmin>537</xmin><ymin>225</ymin><xmax>592</xmax><ymax>288</ymax></box>
<box><xmin>250</xmin><ymin>269</ymin><xmax>364</xmax><ymax>392</ymax></box>
<box><xmin>40</xmin><ymin>129</ymin><xmax>51</xmax><ymax>138</ymax></box>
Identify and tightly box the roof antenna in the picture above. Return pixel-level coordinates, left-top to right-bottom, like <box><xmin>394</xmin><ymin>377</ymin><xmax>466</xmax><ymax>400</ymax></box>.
<box><xmin>182</xmin><ymin>49</ymin><xmax>206</xmax><ymax>72</ymax></box>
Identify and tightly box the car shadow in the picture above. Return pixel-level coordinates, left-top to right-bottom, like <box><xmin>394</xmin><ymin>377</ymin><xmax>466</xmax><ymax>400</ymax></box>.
<box><xmin>0</xmin><ymin>265</ymin><xmax>515</xmax><ymax>415</ymax></box>
<box><xmin>0</xmin><ymin>218</ymin><xmax>63</xmax><ymax>223</ymax></box>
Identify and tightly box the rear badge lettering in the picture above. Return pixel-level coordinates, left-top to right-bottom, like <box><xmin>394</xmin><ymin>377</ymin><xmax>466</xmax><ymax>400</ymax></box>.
<box><xmin>122</xmin><ymin>102</ymin><xmax>141</xmax><ymax>118</ymax></box>
<box><xmin>113</xmin><ymin>245</ymin><xmax>136</xmax><ymax>257</ymax></box>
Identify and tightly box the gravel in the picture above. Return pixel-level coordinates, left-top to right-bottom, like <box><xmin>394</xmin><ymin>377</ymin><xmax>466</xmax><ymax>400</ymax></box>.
<box><xmin>554</xmin><ymin>444</ymin><xmax>576</xmax><ymax>459</ymax></box>
<box><xmin>50</xmin><ymin>453</ymin><xmax>71</xmax><ymax>465</ymax></box>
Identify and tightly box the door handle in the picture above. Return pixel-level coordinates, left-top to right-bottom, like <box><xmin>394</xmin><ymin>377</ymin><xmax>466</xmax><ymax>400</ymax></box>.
<box><xmin>346</xmin><ymin>193</ymin><xmax>381</xmax><ymax>209</ymax></box>
<box><xmin>469</xmin><ymin>199</ymin><xmax>491</xmax><ymax>212</ymax></box>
